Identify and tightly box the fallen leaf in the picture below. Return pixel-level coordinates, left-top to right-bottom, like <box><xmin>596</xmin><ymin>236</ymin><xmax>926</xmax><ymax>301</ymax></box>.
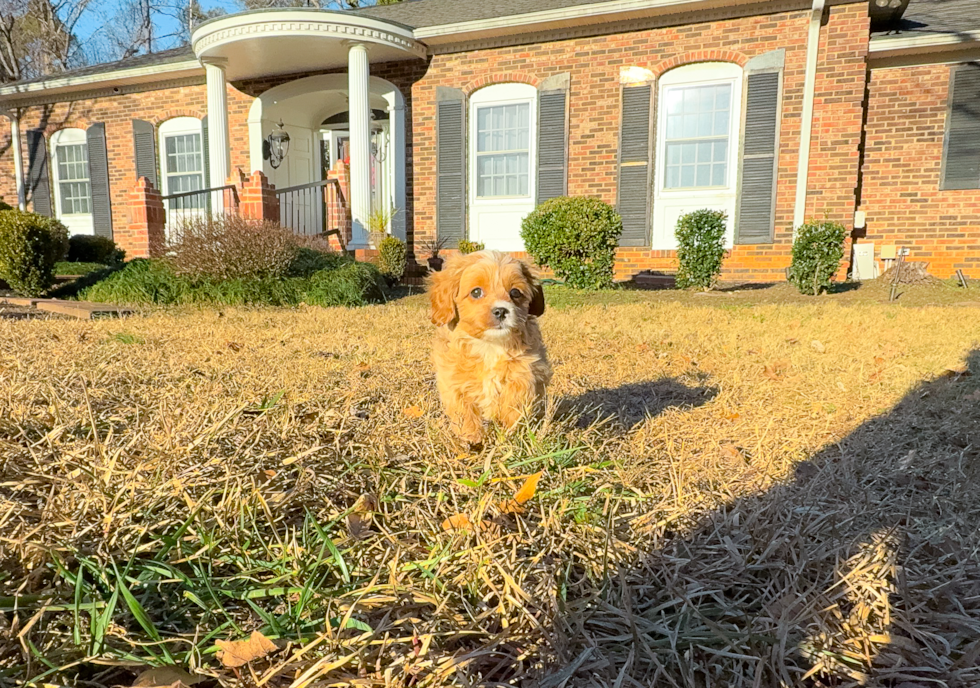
<box><xmin>442</xmin><ymin>513</ymin><xmax>474</xmax><ymax>531</ymax></box>
<box><xmin>215</xmin><ymin>630</ymin><xmax>278</xmax><ymax>668</ymax></box>
<box><xmin>132</xmin><ymin>667</ymin><xmax>203</xmax><ymax>687</ymax></box>
<box><xmin>227</xmin><ymin>341</ymin><xmax>243</xmax><ymax>352</ymax></box>
<box><xmin>635</xmin><ymin>343</ymin><xmax>650</xmax><ymax>353</ymax></box>
<box><xmin>874</xmin><ymin>355</ymin><xmax>885</xmax><ymax>367</ymax></box>
<box><xmin>944</xmin><ymin>365</ymin><xmax>973</xmax><ymax>378</ymax></box>
<box><xmin>347</xmin><ymin>512</ymin><xmax>373</xmax><ymax>539</ymax></box>
<box><xmin>513</xmin><ymin>471</ymin><xmax>543</xmax><ymax>505</ymax></box>
<box><xmin>723</xmin><ymin>412</ymin><xmax>740</xmax><ymax>421</ymax></box>
<box><xmin>811</xmin><ymin>340</ymin><xmax>826</xmax><ymax>353</ymax></box>
<box><xmin>499</xmin><ymin>500</ymin><xmax>525</xmax><ymax>515</ymax></box>
<box><xmin>403</xmin><ymin>405</ymin><xmax>424</xmax><ymax>419</ymax></box>
<box><xmin>785</xmin><ymin>338</ymin><xmax>799</xmax><ymax>345</ymax></box>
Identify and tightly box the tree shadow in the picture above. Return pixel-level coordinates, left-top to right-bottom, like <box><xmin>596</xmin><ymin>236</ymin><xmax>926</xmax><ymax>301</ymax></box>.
<box><xmin>542</xmin><ymin>350</ymin><xmax>980</xmax><ymax>686</ymax></box>
<box><xmin>558</xmin><ymin>379</ymin><xmax>718</xmax><ymax>431</ymax></box>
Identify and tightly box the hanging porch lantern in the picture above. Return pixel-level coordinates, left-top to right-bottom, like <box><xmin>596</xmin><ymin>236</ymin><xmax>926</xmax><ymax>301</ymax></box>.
<box><xmin>264</xmin><ymin>119</ymin><xmax>291</xmax><ymax>169</ymax></box>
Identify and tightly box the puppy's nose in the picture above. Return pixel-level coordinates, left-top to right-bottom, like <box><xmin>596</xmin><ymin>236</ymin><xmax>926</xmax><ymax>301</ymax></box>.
<box><xmin>492</xmin><ymin>307</ymin><xmax>509</xmax><ymax>321</ymax></box>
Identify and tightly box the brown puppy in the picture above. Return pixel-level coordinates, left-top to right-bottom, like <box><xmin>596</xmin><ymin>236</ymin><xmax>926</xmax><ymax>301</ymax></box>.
<box><xmin>428</xmin><ymin>250</ymin><xmax>552</xmax><ymax>445</ymax></box>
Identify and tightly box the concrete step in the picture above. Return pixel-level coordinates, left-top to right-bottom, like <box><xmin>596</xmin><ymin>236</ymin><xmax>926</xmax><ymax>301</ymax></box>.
<box><xmin>34</xmin><ymin>300</ymin><xmax>133</xmax><ymax>319</ymax></box>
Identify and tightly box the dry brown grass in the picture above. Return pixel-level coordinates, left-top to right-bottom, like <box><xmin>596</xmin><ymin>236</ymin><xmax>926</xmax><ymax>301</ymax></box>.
<box><xmin>1</xmin><ymin>288</ymin><xmax>979</xmax><ymax>687</ymax></box>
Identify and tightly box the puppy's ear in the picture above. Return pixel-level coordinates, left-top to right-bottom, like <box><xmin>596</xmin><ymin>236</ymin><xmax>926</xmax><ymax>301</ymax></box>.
<box><xmin>428</xmin><ymin>267</ymin><xmax>459</xmax><ymax>327</ymax></box>
<box><xmin>521</xmin><ymin>261</ymin><xmax>545</xmax><ymax>317</ymax></box>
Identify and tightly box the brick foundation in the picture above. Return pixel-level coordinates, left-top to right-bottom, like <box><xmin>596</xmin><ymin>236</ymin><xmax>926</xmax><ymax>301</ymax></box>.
<box><xmin>123</xmin><ymin>177</ymin><xmax>165</xmax><ymax>258</ymax></box>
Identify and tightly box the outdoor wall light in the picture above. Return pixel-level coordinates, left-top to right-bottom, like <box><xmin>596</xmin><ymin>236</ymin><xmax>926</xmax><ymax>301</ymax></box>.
<box><xmin>263</xmin><ymin>119</ymin><xmax>291</xmax><ymax>169</ymax></box>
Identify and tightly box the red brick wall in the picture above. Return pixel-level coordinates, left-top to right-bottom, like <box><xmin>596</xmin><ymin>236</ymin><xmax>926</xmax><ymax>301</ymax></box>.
<box><xmin>858</xmin><ymin>63</ymin><xmax>980</xmax><ymax>278</ymax></box>
<box><xmin>409</xmin><ymin>3</ymin><xmax>870</xmax><ymax>282</ymax></box>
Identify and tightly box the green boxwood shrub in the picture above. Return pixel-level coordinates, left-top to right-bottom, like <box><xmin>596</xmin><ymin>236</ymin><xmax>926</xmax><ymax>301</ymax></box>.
<box><xmin>521</xmin><ymin>196</ymin><xmax>622</xmax><ymax>289</ymax></box>
<box><xmin>376</xmin><ymin>235</ymin><xmax>407</xmax><ymax>284</ymax></box>
<box><xmin>675</xmin><ymin>209</ymin><xmax>728</xmax><ymax>290</ymax></box>
<box><xmin>458</xmin><ymin>239</ymin><xmax>485</xmax><ymax>255</ymax></box>
<box><xmin>788</xmin><ymin>219</ymin><xmax>847</xmax><ymax>295</ymax></box>
<box><xmin>67</xmin><ymin>235</ymin><xmax>125</xmax><ymax>265</ymax></box>
<box><xmin>0</xmin><ymin>210</ymin><xmax>69</xmax><ymax>296</ymax></box>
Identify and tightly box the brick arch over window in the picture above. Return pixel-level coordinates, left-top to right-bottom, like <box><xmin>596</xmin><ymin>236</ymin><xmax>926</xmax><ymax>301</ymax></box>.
<box><xmin>463</xmin><ymin>72</ymin><xmax>540</xmax><ymax>96</ymax></box>
<box><xmin>153</xmin><ymin>110</ymin><xmax>206</xmax><ymax>127</ymax></box>
<box><xmin>652</xmin><ymin>50</ymin><xmax>749</xmax><ymax>77</ymax></box>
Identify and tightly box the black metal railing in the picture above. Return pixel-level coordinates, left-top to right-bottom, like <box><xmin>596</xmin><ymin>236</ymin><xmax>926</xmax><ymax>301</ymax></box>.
<box><xmin>162</xmin><ymin>185</ymin><xmax>239</xmax><ymax>233</ymax></box>
<box><xmin>275</xmin><ymin>179</ymin><xmax>343</xmax><ymax>238</ymax></box>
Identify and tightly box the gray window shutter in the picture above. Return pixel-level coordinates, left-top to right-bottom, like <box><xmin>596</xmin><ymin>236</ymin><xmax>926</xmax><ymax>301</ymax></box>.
<box><xmin>537</xmin><ymin>73</ymin><xmax>569</xmax><ymax>203</ymax></box>
<box><xmin>132</xmin><ymin>119</ymin><xmax>157</xmax><ymax>188</ymax></box>
<box><xmin>617</xmin><ymin>83</ymin><xmax>652</xmax><ymax>247</ymax></box>
<box><xmin>436</xmin><ymin>87</ymin><xmax>466</xmax><ymax>248</ymax></box>
<box><xmin>941</xmin><ymin>63</ymin><xmax>980</xmax><ymax>191</ymax></box>
<box><xmin>26</xmin><ymin>129</ymin><xmax>52</xmax><ymax>216</ymax></box>
<box><xmin>736</xmin><ymin>49</ymin><xmax>784</xmax><ymax>244</ymax></box>
<box><xmin>86</xmin><ymin>123</ymin><xmax>113</xmax><ymax>239</ymax></box>
<box><xmin>201</xmin><ymin>115</ymin><xmax>211</xmax><ymax>188</ymax></box>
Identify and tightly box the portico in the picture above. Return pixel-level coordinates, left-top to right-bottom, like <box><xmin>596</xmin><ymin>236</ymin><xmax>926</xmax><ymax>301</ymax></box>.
<box><xmin>191</xmin><ymin>9</ymin><xmax>424</xmax><ymax>248</ymax></box>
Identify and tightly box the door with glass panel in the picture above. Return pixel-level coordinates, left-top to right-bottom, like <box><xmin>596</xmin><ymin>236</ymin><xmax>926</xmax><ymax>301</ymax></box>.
<box><xmin>469</xmin><ymin>83</ymin><xmax>536</xmax><ymax>251</ymax></box>
<box><xmin>652</xmin><ymin>63</ymin><xmax>742</xmax><ymax>250</ymax></box>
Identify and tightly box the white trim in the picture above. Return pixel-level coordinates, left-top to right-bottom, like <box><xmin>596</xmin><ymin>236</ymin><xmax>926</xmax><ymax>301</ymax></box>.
<box><xmin>793</xmin><ymin>0</ymin><xmax>825</xmax><ymax>230</ymax></box>
<box><xmin>870</xmin><ymin>30</ymin><xmax>980</xmax><ymax>54</ymax></box>
<box><xmin>0</xmin><ymin>61</ymin><xmax>203</xmax><ymax>99</ymax></box>
<box><xmin>8</xmin><ymin>114</ymin><xmax>25</xmax><ymax>210</ymax></box>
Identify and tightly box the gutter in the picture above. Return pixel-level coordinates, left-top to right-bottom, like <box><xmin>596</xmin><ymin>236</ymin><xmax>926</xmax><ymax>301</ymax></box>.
<box><xmin>0</xmin><ymin>60</ymin><xmax>203</xmax><ymax>101</ymax></box>
<box><xmin>868</xmin><ymin>30</ymin><xmax>980</xmax><ymax>67</ymax></box>
<box><xmin>793</xmin><ymin>0</ymin><xmax>826</xmax><ymax>230</ymax></box>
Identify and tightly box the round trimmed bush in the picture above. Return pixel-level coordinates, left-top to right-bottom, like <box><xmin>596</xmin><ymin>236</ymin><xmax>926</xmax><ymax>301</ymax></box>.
<box><xmin>376</xmin><ymin>235</ymin><xmax>407</xmax><ymax>284</ymax></box>
<box><xmin>675</xmin><ymin>209</ymin><xmax>728</xmax><ymax>290</ymax></box>
<box><xmin>67</xmin><ymin>235</ymin><xmax>125</xmax><ymax>265</ymax></box>
<box><xmin>0</xmin><ymin>210</ymin><xmax>69</xmax><ymax>296</ymax></box>
<box><xmin>521</xmin><ymin>196</ymin><xmax>623</xmax><ymax>289</ymax></box>
<box><xmin>788</xmin><ymin>219</ymin><xmax>847</xmax><ymax>295</ymax></box>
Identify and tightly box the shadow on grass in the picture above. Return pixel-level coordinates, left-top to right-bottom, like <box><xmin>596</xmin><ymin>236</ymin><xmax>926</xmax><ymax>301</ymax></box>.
<box><xmin>558</xmin><ymin>378</ymin><xmax>718</xmax><ymax>430</ymax></box>
<box><xmin>543</xmin><ymin>350</ymin><xmax>980</xmax><ymax>686</ymax></box>
<box><xmin>47</xmin><ymin>264</ymin><xmax>125</xmax><ymax>300</ymax></box>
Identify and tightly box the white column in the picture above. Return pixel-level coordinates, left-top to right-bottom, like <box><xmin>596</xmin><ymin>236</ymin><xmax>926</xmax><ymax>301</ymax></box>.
<box><xmin>203</xmin><ymin>57</ymin><xmax>231</xmax><ymax>196</ymax></box>
<box><xmin>348</xmin><ymin>42</ymin><xmax>371</xmax><ymax>249</ymax></box>
<box><xmin>793</xmin><ymin>0</ymin><xmax>826</xmax><ymax>230</ymax></box>
<box><xmin>9</xmin><ymin>114</ymin><xmax>25</xmax><ymax>210</ymax></box>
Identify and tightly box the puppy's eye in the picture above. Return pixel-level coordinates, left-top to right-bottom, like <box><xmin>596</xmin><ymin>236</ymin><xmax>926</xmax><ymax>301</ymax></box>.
<box><xmin>509</xmin><ymin>288</ymin><xmax>524</xmax><ymax>301</ymax></box>
<box><xmin>469</xmin><ymin>288</ymin><xmax>484</xmax><ymax>299</ymax></box>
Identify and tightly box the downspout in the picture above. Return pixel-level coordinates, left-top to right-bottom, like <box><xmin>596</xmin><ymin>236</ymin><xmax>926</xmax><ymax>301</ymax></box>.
<box><xmin>793</xmin><ymin>0</ymin><xmax>826</xmax><ymax>229</ymax></box>
<box><xmin>5</xmin><ymin>111</ymin><xmax>26</xmax><ymax>210</ymax></box>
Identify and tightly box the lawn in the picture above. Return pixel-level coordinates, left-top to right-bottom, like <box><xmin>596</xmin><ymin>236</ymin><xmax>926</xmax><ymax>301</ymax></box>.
<box><xmin>2</xmin><ymin>285</ymin><xmax>980</xmax><ymax>687</ymax></box>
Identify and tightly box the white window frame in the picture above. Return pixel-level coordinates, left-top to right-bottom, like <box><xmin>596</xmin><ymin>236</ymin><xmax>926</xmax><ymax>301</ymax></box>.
<box><xmin>652</xmin><ymin>62</ymin><xmax>743</xmax><ymax>251</ymax></box>
<box><xmin>158</xmin><ymin>117</ymin><xmax>205</xmax><ymax>199</ymax></box>
<box><xmin>50</xmin><ymin>128</ymin><xmax>94</xmax><ymax>235</ymax></box>
<box><xmin>468</xmin><ymin>83</ymin><xmax>537</xmax><ymax>251</ymax></box>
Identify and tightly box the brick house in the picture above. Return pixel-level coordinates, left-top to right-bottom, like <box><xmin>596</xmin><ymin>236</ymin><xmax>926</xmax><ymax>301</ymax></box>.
<box><xmin>0</xmin><ymin>0</ymin><xmax>977</xmax><ymax>281</ymax></box>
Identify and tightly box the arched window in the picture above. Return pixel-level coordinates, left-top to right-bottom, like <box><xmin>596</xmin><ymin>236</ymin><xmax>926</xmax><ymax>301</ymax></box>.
<box><xmin>50</xmin><ymin>128</ymin><xmax>93</xmax><ymax>234</ymax></box>
<box><xmin>652</xmin><ymin>62</ymin><xmax>743</xmax><ymax>249</ymax></box>
<box><xmin>158</xmin><ymin>117</ymin><xmax>205</xmax><ymax>200</ymax></box>
<box><xmin>468</xmin><ymin>83</ymin><xmax>537</xmax><ymax>251</ymax></box>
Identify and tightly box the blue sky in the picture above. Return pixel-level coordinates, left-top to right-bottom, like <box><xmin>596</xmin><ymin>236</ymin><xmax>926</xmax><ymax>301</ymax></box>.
<box><xmin>75</xmin><ymin>0</ymin><xmax>241</xmax><ymax>59</ymax></box>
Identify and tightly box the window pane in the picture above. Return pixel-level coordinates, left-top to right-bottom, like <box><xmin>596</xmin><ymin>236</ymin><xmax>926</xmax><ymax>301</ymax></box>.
<box><xmin>56</xmin><ymin>143</ymin><xmax>91</xmax><ymax>214</ymax></box>
<box><xmin>474</xmin><ymin>100</ymin><xmax>531</xmax><ymax>198</ymax></box>
<box><xmin>712</xmin><ymin>163</ymin><xmax>727</xmax><ymax>186</ymax></box>
<box><xmin>662</xmin><ymin>82</ymin><xmax>732</xmax><ymax>189</ymax></box>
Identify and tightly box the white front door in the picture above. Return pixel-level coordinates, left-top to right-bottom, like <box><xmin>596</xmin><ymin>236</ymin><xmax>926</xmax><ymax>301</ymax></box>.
<box><xmin>652</xmin><ymin>63</ymin><xmax>743</xmax><ymax>250</ymax></box>
<box><xmin>468</xmin><ymin>83</ymin><xmax>537</xmax><ymax>251</ymax></box>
